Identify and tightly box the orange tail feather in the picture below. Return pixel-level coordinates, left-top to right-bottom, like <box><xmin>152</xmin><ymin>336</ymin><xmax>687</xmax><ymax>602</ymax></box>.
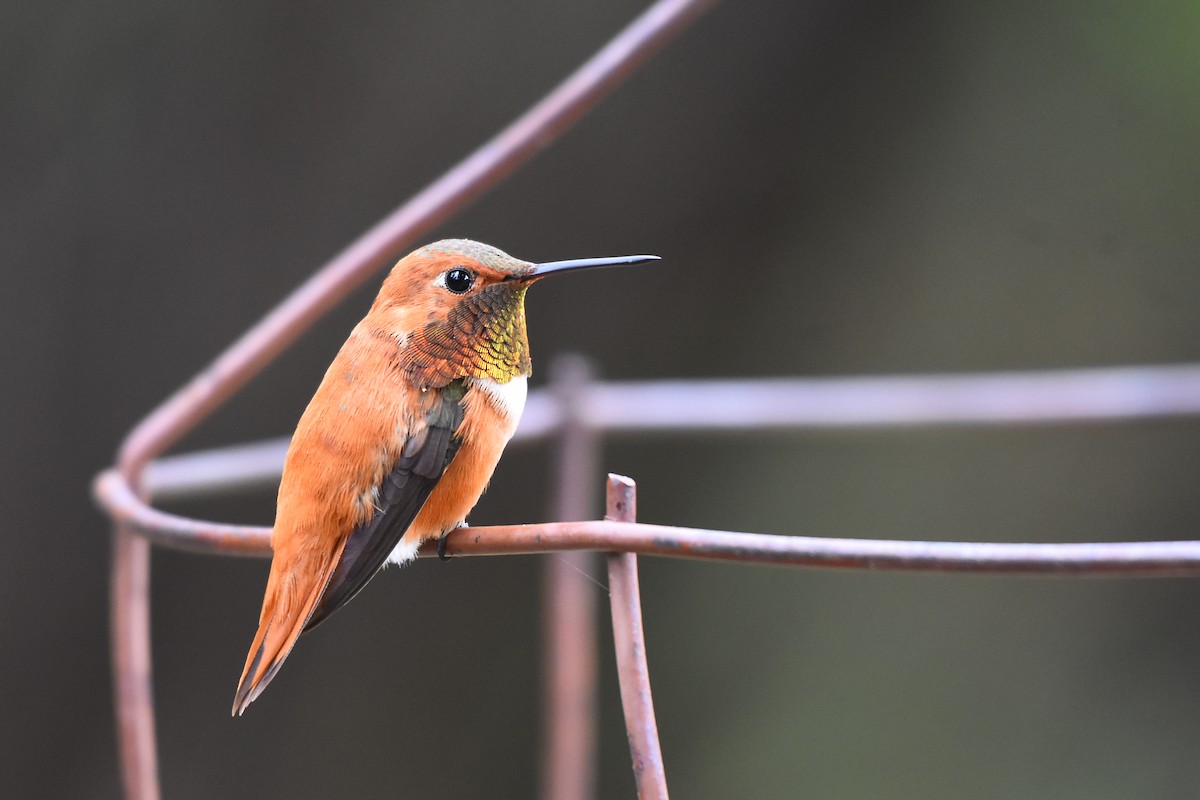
<box><xmin>232</xmin><ymin>539</ymin><xmax>347</xmax><ymax>715</ymax></box>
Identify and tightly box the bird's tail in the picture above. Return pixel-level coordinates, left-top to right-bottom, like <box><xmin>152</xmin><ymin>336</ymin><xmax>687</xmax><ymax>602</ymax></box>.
<box><xmin>231</xmin><ymin>539</ymin><xmax>346</xmax><ymax>715</ymax></box>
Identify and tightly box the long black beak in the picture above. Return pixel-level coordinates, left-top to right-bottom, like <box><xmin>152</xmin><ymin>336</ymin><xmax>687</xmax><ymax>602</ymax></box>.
<box><xmin>525</xmin><ymin>254</ymin><xmax>660</xmax><ymax>279</ymax></box>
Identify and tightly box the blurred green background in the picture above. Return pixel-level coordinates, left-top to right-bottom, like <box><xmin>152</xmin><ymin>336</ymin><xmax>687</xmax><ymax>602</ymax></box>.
<box><xmin>4</xmin><ymin>0</ymin><xmax>1200</xmax><ymax>797</ymax></box>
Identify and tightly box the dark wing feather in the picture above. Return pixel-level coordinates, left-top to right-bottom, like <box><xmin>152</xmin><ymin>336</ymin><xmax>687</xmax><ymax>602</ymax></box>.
<box><xmin>302</xmin><ymin>381</ymin><xmax>466</xmax><ymax>632</ymax></box>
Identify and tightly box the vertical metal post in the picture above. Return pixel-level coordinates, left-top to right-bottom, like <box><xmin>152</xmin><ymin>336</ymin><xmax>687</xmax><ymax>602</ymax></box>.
<box><xmin>541</xmin><ymin>356</ymin><xmax>601</xmax><ymax>800</ymax></box>
<box><xmin>111</xmin><ymin>524</ymin><xmax>161</xmax><ymax>800</ymax></box>
<box><xmin>605</xmin><ymin>475</ymin><xmax>669</xmax><ymax>799</ymax></box>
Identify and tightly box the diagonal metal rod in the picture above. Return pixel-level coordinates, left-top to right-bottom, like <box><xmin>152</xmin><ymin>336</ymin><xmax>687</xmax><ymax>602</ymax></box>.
<box><xmin>606</xmin><ymin>475</ymin><xmax>669</xmax><ymax>799</ymax></box>
<box><xmin>117</xmin><ymin>0</ymin><xmax>719</xmax><ymax>481</ymax></box>
<box><xmin>103</xmin><ymin>2</ymin><xmax>719</xmax><ymax>798</ymax></box>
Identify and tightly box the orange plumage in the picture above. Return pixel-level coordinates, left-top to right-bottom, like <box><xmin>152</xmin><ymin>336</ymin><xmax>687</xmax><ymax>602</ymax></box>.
<box><xmin>232</xmin><ymin>240</ymin><xmax>656</xmax><ymax>714</ymax></box>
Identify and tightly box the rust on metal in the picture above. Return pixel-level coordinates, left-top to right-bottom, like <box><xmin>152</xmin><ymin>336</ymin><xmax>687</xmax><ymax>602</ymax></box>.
<box><xmin>111</xmin><ymin>526</ymin><xmax>160</xmax><ymax>800</ymax></box>
<box><xmin>97</xmin><ymin>465</ymin><xmax>1200</xmax><ymax>575</ymax></box>
<box><xmin>605</xmin><ymin>475</ymin><xmax>669</xmax><ymax>799</ymax></box>
<box><xmin>430</xmin><ymin>522</ymin><xmax>1200</xmax><ymax>575</ymax></box>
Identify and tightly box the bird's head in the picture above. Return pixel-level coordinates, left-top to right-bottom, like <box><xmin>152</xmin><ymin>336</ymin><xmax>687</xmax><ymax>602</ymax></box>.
<box><xmin>371</xmin><ymin>239</ymin><xmax>657</xmax><ymax>388</ymax></box>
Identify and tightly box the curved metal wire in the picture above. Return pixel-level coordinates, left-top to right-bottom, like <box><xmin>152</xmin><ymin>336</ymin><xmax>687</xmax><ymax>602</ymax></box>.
<box><xmin>94</xmin><ymin>466</ymin><xmax>1200</xmax><ymax>576</ymax></box>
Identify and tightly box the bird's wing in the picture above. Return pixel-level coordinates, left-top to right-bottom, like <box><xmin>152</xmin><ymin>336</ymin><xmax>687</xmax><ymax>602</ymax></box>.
<box><xmin>303</xmin><ymin>382</ymin><xmax>465</xmax><ymax>631</ymax></box>
<box><xmin>232</xmin><ymin>381</ymin><xmax>466</xmax><ymax>715</ymax></box>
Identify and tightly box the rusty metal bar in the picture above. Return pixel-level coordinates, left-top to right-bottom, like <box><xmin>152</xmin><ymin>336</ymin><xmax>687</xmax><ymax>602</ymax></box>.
<box><xmin>541</xmin><ymin>357</ymin><xmax>603</xmax><ymax>800</ymax></box>
<box><xmin>95</xmin><ymin>469</ymin><xmax>1200</xmax><ymax>576</ymax></box>
<box><xmin>581</xmin><ymin>364</ymin><xmax>1200</xmax><ymax>431</ymax></box>
<box><xmin>98</xmin><ymin>471</ymin><xmax>271</xmax><ymax>556</ymax></box>
<box><xmin>110</xmin><ymin>527</ymin><xmax>159</xmax><ymax>800</ymax></box>
<box><xmin>435</xmin><ymin>523</ymin><xmax>1200</xmax><ymax>576</ymax></box>
<box><xmin>605</xmin><ymin>475</ymin><xmax>669</xmax><ymax>799</ymax></box>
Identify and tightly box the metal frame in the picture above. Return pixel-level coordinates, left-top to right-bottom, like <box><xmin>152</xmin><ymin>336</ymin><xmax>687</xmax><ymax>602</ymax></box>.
<box><xmin>93</xmin><ymin>361</ymin><xmax>1200</xmax><ymax>800</ymax></box>
<box><xmin>89</xmin><ymin>1</ymin><xmax>1200</xmax><ymax>797</ymax></box>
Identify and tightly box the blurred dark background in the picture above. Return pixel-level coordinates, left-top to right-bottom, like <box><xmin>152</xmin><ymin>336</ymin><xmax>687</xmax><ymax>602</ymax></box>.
<box><xmin>5</xmin><ymin>0</ymin><xmax>1200</xmax><ymax>797</ymax></box>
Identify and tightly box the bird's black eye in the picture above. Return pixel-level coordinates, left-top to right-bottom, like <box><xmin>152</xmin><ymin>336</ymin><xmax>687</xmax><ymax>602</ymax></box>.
<box><xmin>444</xmin><ymin>267</ymin><xmax>475</xmax><ymax>294</ymax></box>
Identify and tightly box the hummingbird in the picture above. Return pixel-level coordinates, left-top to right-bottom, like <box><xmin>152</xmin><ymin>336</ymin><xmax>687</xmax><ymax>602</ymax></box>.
<box><xmin>232</xmin><ymin>239</ymin><xmax>658</xmax><ymax>715</ymax></box>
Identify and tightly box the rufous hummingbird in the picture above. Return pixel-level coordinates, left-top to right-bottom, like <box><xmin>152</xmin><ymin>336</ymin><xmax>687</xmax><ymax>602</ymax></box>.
<box><xmin>232</xmin><ymin>239</ymin><xmax>658</xmax><ymax>715</ymax></box>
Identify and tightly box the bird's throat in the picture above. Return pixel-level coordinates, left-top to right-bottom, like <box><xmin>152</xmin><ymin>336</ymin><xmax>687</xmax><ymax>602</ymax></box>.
<box><xmin>400</xmin><ymin>283</ymin><xmax>532</xmax><ymax>388</ymax></box>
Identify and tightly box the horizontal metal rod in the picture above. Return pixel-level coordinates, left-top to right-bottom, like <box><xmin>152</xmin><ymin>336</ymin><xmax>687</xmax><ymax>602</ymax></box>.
<box><xmin>94</xmin><ymin>469</ymin><xmax>1200</xmax><ymax>575</ymax></box>
<box><xmin>142</xmin><ymin>364</ymin><xmax>1200</xmax><ymax>501</ymax></box>
<box><xmin>585</xmin><ymin>363</ymin><xmax>1200</xmax><ymax>430</ymax></box>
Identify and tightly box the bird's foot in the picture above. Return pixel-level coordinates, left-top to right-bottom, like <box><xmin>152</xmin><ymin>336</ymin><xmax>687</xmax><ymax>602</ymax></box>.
<box><xmin>437</xmin><ymin>522</ymin><xmax>468</xmax><ymax>561</ymax></box>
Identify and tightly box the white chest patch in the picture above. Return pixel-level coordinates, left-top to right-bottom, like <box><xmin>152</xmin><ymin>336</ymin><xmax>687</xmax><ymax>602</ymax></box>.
<box><xmin>472</xmin><ymin>375</ymin><xmax>528</xmax><ymax>429</ymax></box>
<box><xmin>387</xmin><ymin>537</ymin><xmax>423</xmax><ymax>567</ymax></box>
